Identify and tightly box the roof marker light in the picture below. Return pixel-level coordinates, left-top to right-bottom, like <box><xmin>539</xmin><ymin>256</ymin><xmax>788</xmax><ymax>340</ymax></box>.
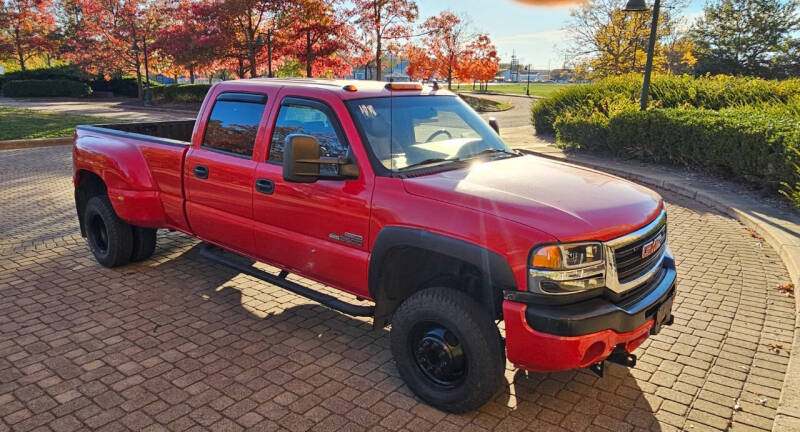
<box><xmin>385</xmin><ymin>83</ymin><xmax>423</xmax><ymax>90</ymax></box>
<box><xmin>343</xmin><ymin>84</ymin><xmax>358</xmax><ymax>92</ymax></box>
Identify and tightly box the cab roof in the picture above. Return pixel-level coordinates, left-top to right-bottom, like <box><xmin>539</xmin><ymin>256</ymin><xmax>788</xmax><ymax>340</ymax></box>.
<box><xmin>216</xmin><ymin>78</ymin><xmax>455</xmax><ymax>100</ymax></box>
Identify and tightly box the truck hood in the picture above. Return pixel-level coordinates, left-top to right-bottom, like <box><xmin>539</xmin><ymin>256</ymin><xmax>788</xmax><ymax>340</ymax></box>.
<box><xmin>402</xmin><ymin>155</ymin><xmax>663</xmax><ymax>242</ymax></box>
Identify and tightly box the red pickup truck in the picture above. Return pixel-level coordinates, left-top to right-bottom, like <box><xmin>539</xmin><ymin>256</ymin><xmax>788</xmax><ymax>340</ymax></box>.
<box><xmin>73</xmin><ymin>79</ymin><xmax>675</xmax><ymax>412</ymax></box>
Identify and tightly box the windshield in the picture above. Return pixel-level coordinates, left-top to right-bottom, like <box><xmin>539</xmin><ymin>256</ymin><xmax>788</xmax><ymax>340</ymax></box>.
<box><xmin>347</xmin><ymin>96</ymin><xmax>513</xmax><ymax>172</ymax></box>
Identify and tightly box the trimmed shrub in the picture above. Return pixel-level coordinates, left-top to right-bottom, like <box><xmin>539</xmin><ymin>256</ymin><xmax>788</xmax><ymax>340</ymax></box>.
<box><xmin>532</xmin><ymin>74</ymin><xmax>800</xmax><ymax>135</ymax></box>
<box><xmin>2</xmin><ymin>79</ymin><xmax>92</xmax><ymax>98</ymax></box>
<box><xmin>554</xmin><ymin>107</ymin><xmax>800</xmax><ymax>192</ymax></box>
<box><xmin>0</xmin><ymin>65</ymin><xmax>85</xmax><ymax>87</ymax></box>
<box><xmin>150</xmin><ymin>84</ymin><xmax>211</xmax><ymax>103</ymax></box>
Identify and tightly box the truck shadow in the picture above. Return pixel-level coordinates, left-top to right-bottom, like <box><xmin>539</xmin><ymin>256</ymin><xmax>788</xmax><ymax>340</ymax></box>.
<box><xmin>147</xmin><ymin>239</ymin><xmax>664</xmax><ymax>431</ymax></box>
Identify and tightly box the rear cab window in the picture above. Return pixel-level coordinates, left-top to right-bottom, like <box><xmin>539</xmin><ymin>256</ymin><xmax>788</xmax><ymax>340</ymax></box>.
<box><xmin>202</xmin><ymin>93</ymin><xmax>267</xmax><ymax>157</ymax></box>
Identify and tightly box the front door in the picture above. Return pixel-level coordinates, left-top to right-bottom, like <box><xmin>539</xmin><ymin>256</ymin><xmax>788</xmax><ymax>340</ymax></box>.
<box><xmin>253</xmin><ymin>95</ymin><xmax>373</xmax><ymax>297</ymax></box>
<box><xmin>185</xmin><ymin>92</ymin><xmax>269</xmax><ymax>254</ymax></box>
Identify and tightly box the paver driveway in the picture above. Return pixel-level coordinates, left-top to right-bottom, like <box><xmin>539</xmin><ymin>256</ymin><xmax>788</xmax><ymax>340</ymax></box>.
<box><xmin>0</xmin><ymin>146</ymin><xmax>795</xmax><ymax>432</ymax></box>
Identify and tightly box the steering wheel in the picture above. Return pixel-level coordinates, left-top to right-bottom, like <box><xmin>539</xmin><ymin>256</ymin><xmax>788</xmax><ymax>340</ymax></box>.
<box><xmin>425</xmin><ymin>129</ymin><xmax>452</xmax><ymax>142</ymax></box>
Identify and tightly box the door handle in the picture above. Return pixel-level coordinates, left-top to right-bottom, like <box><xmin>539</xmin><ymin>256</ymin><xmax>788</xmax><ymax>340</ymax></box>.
<box><xmin>194</xmin><ymin>165</ymin><xmax>209</xmax><ymax>179</ymax></box>
<box><xmin>255</xmin><ymin>178</ymin><xmax>275</xmax><ymax>195</ymax></box>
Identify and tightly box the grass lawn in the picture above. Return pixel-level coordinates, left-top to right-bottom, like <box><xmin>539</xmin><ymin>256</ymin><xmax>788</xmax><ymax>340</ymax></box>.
<box><xmin>0</xmin><ymin>106</ymin><xmax>124</xmax><ymax>140</ymax></box>
<box><xmin>459</xmin><ymin>94</ymin><xmax>512</xmax><ymax>112</ymax></box>
<box><xmin>477</xmin><ymin>83</ymin><xmax>573</xmax><ymax>97</ymax></box>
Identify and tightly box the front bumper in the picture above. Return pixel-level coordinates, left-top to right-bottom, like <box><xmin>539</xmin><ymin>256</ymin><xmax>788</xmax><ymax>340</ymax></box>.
<box><xmin>504</xmin><ymin>253</ymin><xmax>676</xmax><ymax>372</ymax></box>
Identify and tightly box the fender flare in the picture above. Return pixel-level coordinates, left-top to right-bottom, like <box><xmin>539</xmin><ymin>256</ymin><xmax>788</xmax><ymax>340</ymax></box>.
<box><xmin>368</xmin><ymin>227</ymin><xmax>517</xmax><ymax>325</ymax></box>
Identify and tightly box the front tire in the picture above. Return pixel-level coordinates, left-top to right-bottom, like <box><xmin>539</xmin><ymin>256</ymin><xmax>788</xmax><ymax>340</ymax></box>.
<box><xmin>390</xmin><ymin>287</ymin><xmax>505</xmax><ymax>413</ymax></box>
<box><xmin>84</xmin><ymin>196</ymin><xmax>133</xmax><ymax>268</ymax></box>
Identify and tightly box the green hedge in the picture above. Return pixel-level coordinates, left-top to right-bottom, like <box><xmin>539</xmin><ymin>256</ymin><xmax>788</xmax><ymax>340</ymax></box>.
<box><xmin>151</xmin><ymin>84</ymin><xmax>211</xmax><ymax>103</ymax></box>
<box><xmin>555</xmin><ymin>107</ymin><xmax>800</xmax><ymax>192</ymax></box>
<box><xmin>2</xmin><ymin>79</ymin><xmax>92</xmax><ymax>98</ymax></box>
<box><xmin>533</xmin><ymin>75</ymin><xmax>800</xmax><ymax>134</ymax></box>
<box><xmin>0</xmin><ymin>65</ymin><xmax>85</xmax><ymax>87</ymax></box>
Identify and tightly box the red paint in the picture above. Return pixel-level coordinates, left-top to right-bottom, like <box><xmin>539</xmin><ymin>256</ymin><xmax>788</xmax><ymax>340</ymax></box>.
<box><xmin>73</xmin><ymin>78</ymin><xmax>666</xmax><ymax>374</ymax></box>
<box><xmin>503</xmin><ymin>301</ymin><xmax>654</xmax><ymax>372</ymax></box>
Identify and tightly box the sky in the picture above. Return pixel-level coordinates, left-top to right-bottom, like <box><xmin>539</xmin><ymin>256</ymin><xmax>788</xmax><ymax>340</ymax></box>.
<box><xmin>416</xmin><ymin>0</ymin><xmax>706</xmax><ymax>70</ymax></box>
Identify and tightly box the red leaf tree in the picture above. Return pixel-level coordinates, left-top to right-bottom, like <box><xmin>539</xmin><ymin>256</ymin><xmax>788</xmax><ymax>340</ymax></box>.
<box><xmin>218</xmin><ymin>0</ymin><xmax>284</xmax><ymax>78</ymax></box>
<box><xmin>151</xmin><ymin>0</ymin><xmax>224</xmax><ymax>83</ymax></box>
<box><xmin>69</xmin><ymin>0</ymin><xmax>164</xmax><ymax>99</ymax></box>
<box><xmin>283</xmin><ymin>0</ymin><xmax>355</xmax><ymax>77</ymax></box>
<box><xmin>350</xmin><ymin>0</ymin><xmax>417</xmax><ymax>81</ymax></box>
<box><xmin>417</xmin><ymin>11</ymin><xmax>472</xmax><ymax>89</ymax></box>
<box><xmin>459</xmin><ymin>34</ymin><xmax>499</xmax><ymax>91</ymax></box>
<box><xmin>0</xmin><ymin>0</ymin><xmax>57</xmax><ymax>71</ymax></box>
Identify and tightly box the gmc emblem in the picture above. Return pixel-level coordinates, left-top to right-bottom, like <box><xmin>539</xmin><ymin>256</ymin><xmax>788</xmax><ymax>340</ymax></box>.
<box><xmin>641</xmin><ymin>233</ymin><xmax>665</xmax><ymax>259</ymax></box>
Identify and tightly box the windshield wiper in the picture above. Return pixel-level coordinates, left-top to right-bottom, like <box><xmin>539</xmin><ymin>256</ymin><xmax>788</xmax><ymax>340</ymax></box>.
<box><xmin>398</xmin><ymin>157</ymin><xmax>461</xmax><ymax>171</ymax></box>
<box><xmin>460</xmin><ymin>148</ymin><xmax>518</xmax><ymax>160</ymax></box>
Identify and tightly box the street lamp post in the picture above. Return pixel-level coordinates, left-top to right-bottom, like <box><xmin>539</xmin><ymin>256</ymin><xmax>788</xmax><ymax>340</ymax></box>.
<box><xmin>624</xmin><ymin>0</ymin><xmax>660</xmax><ymax>111</ymax></box>
<box><xmin>526</xmin><ymin>64</ymin><xmax>531</xmax><ymax>96</ymax></box>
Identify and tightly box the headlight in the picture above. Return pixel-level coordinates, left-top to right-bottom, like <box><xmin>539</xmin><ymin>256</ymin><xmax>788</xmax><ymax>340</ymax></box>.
<box><xmin>529</xmin><ymin>242</ymin><xmax>605</xmax><ymax>295</ymax></box>
<box><xmin>531</xmin><ymin>243</ymin><xmax>604</xmax><ymax>270</ymax></box>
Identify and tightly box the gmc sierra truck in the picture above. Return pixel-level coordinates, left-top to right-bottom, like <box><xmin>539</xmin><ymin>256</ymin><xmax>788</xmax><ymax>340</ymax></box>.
<box><xmin>73</xmin><ymin>78</ymin><xmax>675</xmax><ymax>413</ymax></box>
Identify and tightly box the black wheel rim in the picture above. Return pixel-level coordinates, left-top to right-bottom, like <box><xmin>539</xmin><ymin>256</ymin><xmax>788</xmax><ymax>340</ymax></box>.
<box><xmin>89</xmin><ymin>214</ymin><xmax>109</xmax><ymax>255</ymax></box>
<box><xmin>410</xmin><ymin>322</ymin><xmax>466</xmax><ymax>388</ymax></box>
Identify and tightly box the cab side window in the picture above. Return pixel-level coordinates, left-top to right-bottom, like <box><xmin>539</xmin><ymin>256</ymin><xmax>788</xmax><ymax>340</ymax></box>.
<box><xmin>268</xmin><ymin>101</ymin><xmax>349</xmax><ymax>175</ymax></box>
<box><xmin>202</xmin><ymin>94</ymin><xmax>267</xmax><ymax>157</ymax></box>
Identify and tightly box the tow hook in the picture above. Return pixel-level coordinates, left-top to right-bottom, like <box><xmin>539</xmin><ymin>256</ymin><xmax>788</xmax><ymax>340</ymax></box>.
<box><xmin>588</xmin><ymin>347</ymin><xmax>637</xmax><ymax>377</ymax></box>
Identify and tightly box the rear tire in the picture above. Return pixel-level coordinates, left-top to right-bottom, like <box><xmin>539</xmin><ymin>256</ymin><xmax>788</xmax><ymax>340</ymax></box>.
<box><xmin>390</xmin><ymin>287</ymin><xmax>505</xmax><ymax>413</ymax></box>
<box><xmin>130</xmin><ymin>227</ymin><xmax>157</xmax><ymax>262</ymax></box>
<box><xmin>84</xmin><ymin>196</ymin><xmax>133</xmax><ymax>268</ymax></box>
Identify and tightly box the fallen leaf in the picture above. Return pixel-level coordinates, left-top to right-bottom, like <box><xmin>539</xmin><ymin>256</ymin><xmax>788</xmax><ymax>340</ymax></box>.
<box><xmin>767</xmin><ymin>343</ymin><xmax>783</xmax><ymax>354</ymax></box>
<box><xmin>777</xmin><ymin>283</ymin><xmax>794</xmax><ymax>295</ymax></box>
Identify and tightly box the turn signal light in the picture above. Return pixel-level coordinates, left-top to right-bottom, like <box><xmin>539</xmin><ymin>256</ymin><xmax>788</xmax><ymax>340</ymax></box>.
<box><xmin>532</xmin><ymin>246</ymin><xmax>562</xmax><ymax>269</ymax></box>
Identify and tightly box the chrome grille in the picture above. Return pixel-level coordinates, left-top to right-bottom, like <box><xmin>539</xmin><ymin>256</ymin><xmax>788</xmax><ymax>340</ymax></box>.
<box><xmin>613</xmin><ymin>226</ymin><xmax>666</xmax><ymax>284</ymax></box>
<box><xmin>603</xmin><ymin>209</ymin><xmax>667</xmax><ymax>295</ymax></box>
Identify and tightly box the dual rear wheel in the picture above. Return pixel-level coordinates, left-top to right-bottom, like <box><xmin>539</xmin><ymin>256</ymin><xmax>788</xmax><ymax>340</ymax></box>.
<box><xmin>84</xmin><ymin>196</ymin><xmax>157</xmax><ymax>267</ymax></box>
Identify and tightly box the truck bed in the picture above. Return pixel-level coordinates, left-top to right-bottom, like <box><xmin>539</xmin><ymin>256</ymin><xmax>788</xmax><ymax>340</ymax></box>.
<box><xmin>77</xmin><ymin>120</ymin><xmax>195</xmax><ymax>145</ymax></box>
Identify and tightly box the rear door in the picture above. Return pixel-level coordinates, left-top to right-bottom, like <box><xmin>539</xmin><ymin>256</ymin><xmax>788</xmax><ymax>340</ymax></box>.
<box><xmin>184</xmin><ymin>92</ymin><xmax>269</xmax><ymax>254</ymax></box>
<box><xmin>252</xmin><ymin>91</ymin><xmax>374</xmax><ymax>297</ymax></box>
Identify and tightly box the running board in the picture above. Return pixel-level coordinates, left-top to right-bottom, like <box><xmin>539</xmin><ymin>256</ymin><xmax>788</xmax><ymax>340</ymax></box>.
<box><xmin>199</xmin><ymin>244</ymin><xmax>374</xmax><ymax>317</ymax></box>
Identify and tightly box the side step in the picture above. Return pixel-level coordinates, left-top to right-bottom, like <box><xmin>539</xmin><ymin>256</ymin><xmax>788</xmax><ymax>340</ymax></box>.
<box><xmin>199</xmin><ymin>244</ymin><xmax>375</xmax><ymax>317</ymax></box>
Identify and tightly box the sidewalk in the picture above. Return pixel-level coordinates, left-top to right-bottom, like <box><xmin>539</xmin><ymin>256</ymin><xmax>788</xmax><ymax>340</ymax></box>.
<box><xmin>512</xmin><ymin>130</ymin><xmax>800</xmax><ymax>432</ymax></box>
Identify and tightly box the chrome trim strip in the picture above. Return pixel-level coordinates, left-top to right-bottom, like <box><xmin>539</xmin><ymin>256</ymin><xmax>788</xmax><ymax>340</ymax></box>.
<box><xmin>606</xmin><ymin>209</ymin><xmax>667</xmax><ymax>248</ymax></box>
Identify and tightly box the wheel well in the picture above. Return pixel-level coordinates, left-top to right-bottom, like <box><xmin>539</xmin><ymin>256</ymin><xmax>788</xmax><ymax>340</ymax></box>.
<box><xmin>75</xmin><ymin>170</ymin><xmax>107</xmax><ymax>236</ymax></box>
<box><xmin>372</xmin><ymin>246</ymin><xmax>503</xmax><ymax>328</ymax></box>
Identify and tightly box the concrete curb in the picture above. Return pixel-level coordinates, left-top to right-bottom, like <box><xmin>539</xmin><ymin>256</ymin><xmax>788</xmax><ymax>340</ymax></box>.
<box><xmin>0</xmin><ymin>137</ymin><xmax>72</xmax><ymax>151</ymax></box>
<box><xmin>517</xmin><ymin>148</ymin><xmax>800</xmax><ymax>430</ymax></box>
<box><xmin>457</xmin><ymin>90</ymin><xmax>544</xmax><ymax>100</ymax></box>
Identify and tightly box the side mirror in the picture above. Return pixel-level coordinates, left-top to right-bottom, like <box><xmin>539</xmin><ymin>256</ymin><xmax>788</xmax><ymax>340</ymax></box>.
<box><xmin>283</xmin><ymin>134</ymin><xmax>320</xmax><ymax>183</ymax></box>
<box><xmin>488</xmin><ymin>117</ymin><xmax>500</xmax><ymax>134</ymax></box>
<box><xmin>283</xmin><ymin>134</ymin><xmax>360</xmax><ymax>183</ymax></box>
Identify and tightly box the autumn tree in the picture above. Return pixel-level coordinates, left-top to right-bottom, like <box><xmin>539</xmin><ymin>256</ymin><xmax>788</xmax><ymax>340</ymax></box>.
<box><xmin>72</xmin><ymin>0</ymin><xmax>164</xmax><ymax>99</ymax></box>
<box><xmin>219</xmin><ymin>0</ymin><xmax>284</xmax><ymax>78</ymax></box>
<box><xmin>417</xmin><ymin>11</ymin><xmax>472</xmax><ymax>89</ymax></box>
<box><xmin>690</xmin><ymin>0</ymin><xmax>800</xmax><ymax>78</ymax></box>
<box><xmin>152</xmin><ymin>0</ymin><xmax>224</xmax><ymax>83</ymax></box>
<box><xmin>283</xmin><ymin>0</ymin><xmax>355</xmax><ymax>77</ymax></box>
<box><xmin>350</xmin><ymin>0</ymin><xmax>417</xmax><ymax>81</ymax></box>
<box><xmin>403</xmin><ymin>44</ymin><xmax>431</xmax><ymax>80</ymax></box>
<box><xmin>459</xmin><ymin>34</ymin><xmax>499</xmax><ymax>91</ymax></box>
<box><xmin>564</xmin><ymin>0</ymin><xmax>691</xmax><ymax>78</ymax></box>
<box><xmin>0</xmin><ymin>0</ymin><xmax>57</xmax><ymax>71</ymax></box>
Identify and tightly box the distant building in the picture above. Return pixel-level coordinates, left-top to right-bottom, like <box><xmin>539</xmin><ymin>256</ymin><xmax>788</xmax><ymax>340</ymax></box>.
<box><xmin>494</xmin><ymin>69</ymin><xmax>542</xmax><ymax>83</ymax></box>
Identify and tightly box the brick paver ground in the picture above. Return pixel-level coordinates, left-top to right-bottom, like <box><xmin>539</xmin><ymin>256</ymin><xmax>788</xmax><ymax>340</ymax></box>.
<box><xmin>0</xmin><ymin>145</ymin><xmax>796</xmax><ymax>432</ymax></box>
